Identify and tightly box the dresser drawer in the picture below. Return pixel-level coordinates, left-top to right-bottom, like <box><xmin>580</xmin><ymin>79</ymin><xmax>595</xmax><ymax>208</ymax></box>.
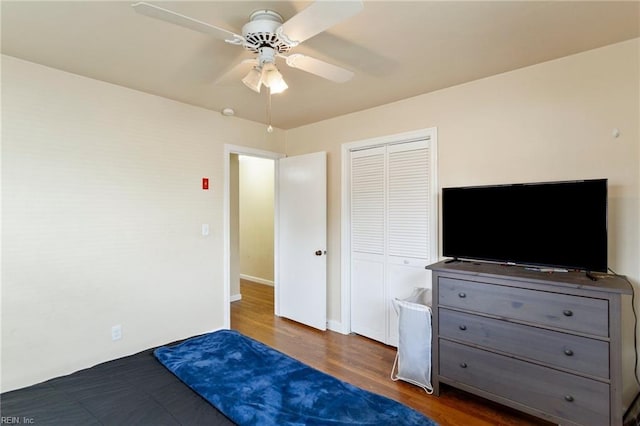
<box><xmin>439</xmin><ymin>340</ymin><xmax>609</xmax><ymax>426</ymax></box>
<box><xmin>438</xmin><ymin>277</ymin><xmax>609</xmax><ymax>336</ymax></box>
<box><xmin>439</xmin><ymin>308</ymin><xmax>609</xmax><ymax>378</ymax></box>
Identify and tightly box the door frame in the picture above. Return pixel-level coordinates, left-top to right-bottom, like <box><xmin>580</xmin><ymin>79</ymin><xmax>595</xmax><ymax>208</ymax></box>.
<box><xmin>223</xmin><ymin>144</ymin><xmax>285</xmax><ymax>329</ymax></box>
<box><xmin>339</xmin><ymin>128</ymin><xmax>438</xmax><ymax>335</ymax></box>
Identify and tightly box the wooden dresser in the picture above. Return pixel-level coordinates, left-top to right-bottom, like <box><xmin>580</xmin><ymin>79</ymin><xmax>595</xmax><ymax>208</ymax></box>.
<box><xmin>427</xmin><ymin>260</ymin><xmax>638</xmax><ymax>426</ymax></box>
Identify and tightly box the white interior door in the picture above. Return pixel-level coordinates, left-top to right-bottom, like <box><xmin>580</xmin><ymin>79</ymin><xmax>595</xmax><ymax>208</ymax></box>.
<box><xmin>277</xmin><ymin>151</ymin><xmax>327</xmax><ymax>330</ymax></box>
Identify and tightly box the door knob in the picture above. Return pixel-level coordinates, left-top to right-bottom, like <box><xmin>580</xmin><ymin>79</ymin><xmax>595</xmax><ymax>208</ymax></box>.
<box><xmin>315</xmin><ymin>250</ymin><xmax>323</xmax><ymax>256</ymax></box>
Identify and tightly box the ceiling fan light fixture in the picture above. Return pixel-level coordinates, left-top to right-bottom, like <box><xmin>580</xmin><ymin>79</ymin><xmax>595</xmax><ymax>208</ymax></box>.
<box><xmin>262</xmin><ymin>65</ymin><xmax>288</xmax><ymax>94</ymax></box>
<box><xmin>268</xmin><ymin>76</ymin><xmax>288</xmax><ymax>94</ymax></box>
<box><xmin>242</xmin><ymin>67</ymin><xmax>263</xmax><ymax>93</ymax></box>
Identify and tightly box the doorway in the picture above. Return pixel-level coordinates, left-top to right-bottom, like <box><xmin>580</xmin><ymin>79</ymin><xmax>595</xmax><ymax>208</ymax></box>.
<box><xmin>224</xmin><ymin>145</ymin><xmax>328</xmax><ymax>332</ymax></box>
<box><xmin>223</xmin><ymin>145</ymin><xmax>283</xmax><ymax>330</ymax></box>
<box><xmin>232</xmin><ymin>155</ymin><xmax>276</xmax><ymax>330</ymax></box>
<box><xmin>236</xmin><ymin>154</ymin><xmax>275</xmax><ymax>288</ymax></box>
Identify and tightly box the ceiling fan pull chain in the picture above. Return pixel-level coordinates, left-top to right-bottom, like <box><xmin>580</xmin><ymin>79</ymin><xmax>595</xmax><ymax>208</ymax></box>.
<box><xmin>267</xmin><ymin>88</ymin><xmax>274</xmax><ymax>133</ymax></box>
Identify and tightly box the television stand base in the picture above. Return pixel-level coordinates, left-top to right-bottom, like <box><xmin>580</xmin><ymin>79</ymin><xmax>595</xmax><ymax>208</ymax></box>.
<box><xmin>586</xmin><ymin>271</ymin><xmax>598</xmax><ymax>281</ymax></box>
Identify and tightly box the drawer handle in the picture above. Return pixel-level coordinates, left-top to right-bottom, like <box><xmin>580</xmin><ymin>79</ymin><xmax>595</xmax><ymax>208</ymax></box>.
<box><xmin>564</xmin><ymin>395</ymin><xmax>574</xmax><ymax>402</ymax></box>
<box><xmin>459</xmin><ymin>362</ymin><xmax>468</xmax><ymax>368</ymax></box>
<box><xmin>458</xmin><ymin>292</ymin><xmax>466</xmax><ymax>298</ymax></box>
<box><xmin>564</xmin><ymin>349</ymin><xmax>574</xmax><ymax>356</ymax></box>
<box><xmin>563</xmin><ymin>309</ymin><xmax>573</xmax><ymax>317</ymax></box>
<box><xmin>459</xmin><ymin>325</ymin><xmax>467</xmax><ymax>331</ymax></box>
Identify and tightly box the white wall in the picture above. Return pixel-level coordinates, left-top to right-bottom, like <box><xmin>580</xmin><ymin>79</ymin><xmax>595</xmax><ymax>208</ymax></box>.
<box><xmin>1</xmin><ymin>55</ymin><xmax>285</xmax><ymax>391</ymax></box>
<box><xmin>285</xmin><ymin>39</ymin><xmax>640</xmax><ymax>330</ymax></box>
<box><xmin>239</xmin><ymin>155</ymin><xmax>274</xmax><ymax>284</ymax></box>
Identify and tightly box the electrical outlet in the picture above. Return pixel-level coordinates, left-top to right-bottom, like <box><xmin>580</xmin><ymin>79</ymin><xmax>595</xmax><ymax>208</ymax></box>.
<box><xmin>111</xmin><ymin>324</ymin><xmax>122</xmax><ymax>341</ymax></box>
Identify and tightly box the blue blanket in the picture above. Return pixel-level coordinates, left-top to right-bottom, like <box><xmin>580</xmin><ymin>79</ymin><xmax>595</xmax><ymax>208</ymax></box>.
<box><xmin>154</xmin><ymin>330</ymin><xmax>437</xmax><ymax>426</ymax></box>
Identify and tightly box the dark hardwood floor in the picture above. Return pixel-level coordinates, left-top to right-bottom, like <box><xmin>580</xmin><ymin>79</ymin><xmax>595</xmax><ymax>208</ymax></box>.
<box><xmin>231</xmin><ymin>279</ymin><xmax>552</xmax><ymax>426</ymax></box>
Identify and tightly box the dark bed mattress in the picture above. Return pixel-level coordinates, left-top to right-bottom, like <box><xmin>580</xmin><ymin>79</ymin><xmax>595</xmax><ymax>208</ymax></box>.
<box><xmin>0</xmin><ymin>344</ymin><xmax>236</xmax><ymax>425</ymax></box>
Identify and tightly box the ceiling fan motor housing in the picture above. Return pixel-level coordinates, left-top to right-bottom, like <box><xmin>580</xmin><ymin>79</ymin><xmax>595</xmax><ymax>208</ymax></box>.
<box><xmin>242</xmin><ymin>10</ymin><xmax>292</xmax><ymax>54</ymax></box>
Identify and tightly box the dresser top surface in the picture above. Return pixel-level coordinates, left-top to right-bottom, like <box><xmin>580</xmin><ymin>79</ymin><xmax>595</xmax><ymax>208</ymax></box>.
<box><xmin>427</xmin><ymin>260</ymin><xmax>632</xmax><ymax>294</ymax></box>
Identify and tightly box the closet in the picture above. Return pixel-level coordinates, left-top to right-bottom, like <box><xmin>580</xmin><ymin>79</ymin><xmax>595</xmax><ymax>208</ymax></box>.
<box><xmin>349</xmin><ymin>138</ymin><xmax>437</xmax><ymax>346</ymax></box>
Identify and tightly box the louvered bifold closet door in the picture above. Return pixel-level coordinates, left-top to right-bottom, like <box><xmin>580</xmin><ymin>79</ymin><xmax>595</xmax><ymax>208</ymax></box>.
<box><xmin>350</xmin><ymin>146</ymin><xmax>386</xmax><ymax>343</ymax></box>
<box><xmin>386</xmin><ymin>140</ymin><xmax>431</xmax><ymax>346</ymax></box>
<box><xmin>350</xmin><ymin>139</ymin><xmax>434</xmax><ymax>346</ymax></box>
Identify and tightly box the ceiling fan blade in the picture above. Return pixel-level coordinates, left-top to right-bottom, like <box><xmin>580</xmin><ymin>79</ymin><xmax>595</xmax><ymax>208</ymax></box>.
<box><xmin>284</xmin><ymin>54</ymin><xmax>354</xmax><ymax>83</ymax></box>
<box><xmin>132</xmin><ymin>2</ymin><xmax>244</xmax><ymax>44</ymax></box>
<box><xmin>278</xmin><ymin>0</ymin><xmax>363</xmax><ymax>45</ymax></box>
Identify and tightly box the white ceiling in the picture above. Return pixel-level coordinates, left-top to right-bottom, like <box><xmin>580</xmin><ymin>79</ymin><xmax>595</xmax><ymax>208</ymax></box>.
<box><xmin>2</xmin><ymin>1</ymin><xmax>638</xmax><ymax>129</ymax></box>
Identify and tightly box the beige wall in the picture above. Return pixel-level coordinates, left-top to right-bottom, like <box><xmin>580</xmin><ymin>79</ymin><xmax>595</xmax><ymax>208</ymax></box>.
<box><xmin>286</xmin><ymin>39</ymin><xmax>640</xmax><ymax>327</ymax></box>
<box><xmin>1</xmin><ymin>55</ymin><xmax>285</xmax><ymax>391</ymax></box>
<box><xmin>238</xmin><ymin>155</ymin><xmax>275</xmax><ymax>283</ymax></box>
<box><xmin>3</xmin><ymin>37</ymin><xmax>639</xmax><ymax>391</ymax></box>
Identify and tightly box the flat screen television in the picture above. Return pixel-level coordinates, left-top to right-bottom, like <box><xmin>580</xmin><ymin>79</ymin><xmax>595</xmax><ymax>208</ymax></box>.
<box><xmin>442</xmin><ymin>179</ymin><xmax>607</xmax><ymax>272</ymax></box>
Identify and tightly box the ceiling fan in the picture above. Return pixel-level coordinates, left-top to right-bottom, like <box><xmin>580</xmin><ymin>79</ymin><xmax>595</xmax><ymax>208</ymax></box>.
<box><xmin>132</xmin><ymin>1</ymin><xmax>364</xmax><ymax>94</ymax></box>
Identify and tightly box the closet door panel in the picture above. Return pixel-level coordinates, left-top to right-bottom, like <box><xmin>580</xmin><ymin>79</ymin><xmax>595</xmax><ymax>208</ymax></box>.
<box><xmin>351</xmin><ymin>147</ymin><xmax>385</xmax><ymax>255</ymax></box>
<box><xmin>386</xmin><ymin>140</ymin><xmax>431</xmax><ymax>345</ymax></box>
<box><xmin>351</xmin><ymin>255</ymin><xmax>386</xmax><ymax>342</ymax></box>
<box><xmin>350</xmin><ymin>147</ymin><xmax>386</xmax><ymax>341</ymax></box>
<box><xmin>387</xmin><ymin>140</ymin><xmax>431</xmax><ymax>260</ymax></box>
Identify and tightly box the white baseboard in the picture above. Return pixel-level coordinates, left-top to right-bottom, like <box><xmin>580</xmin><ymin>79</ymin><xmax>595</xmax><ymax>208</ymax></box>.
<box><xmin>327</xmin><ymin>320</ymin><xmax>348</xmax><ymax>335</ymax></box>
<box><xmin>230</xmin><ymin>293</ymin><xmax>242</xmax><ymax>302</ymax></box>
<box><xmin>240</xmin><ymin>274</ymin><xmax>274</xmax><ymax>286</ymax></box>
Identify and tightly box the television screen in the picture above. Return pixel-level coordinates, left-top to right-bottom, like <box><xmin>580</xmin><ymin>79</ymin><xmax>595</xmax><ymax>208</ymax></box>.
<box><xmin>442</xmin><ymin>179</ymin><xmax>607</xmax><ymax>272</ymax></box>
